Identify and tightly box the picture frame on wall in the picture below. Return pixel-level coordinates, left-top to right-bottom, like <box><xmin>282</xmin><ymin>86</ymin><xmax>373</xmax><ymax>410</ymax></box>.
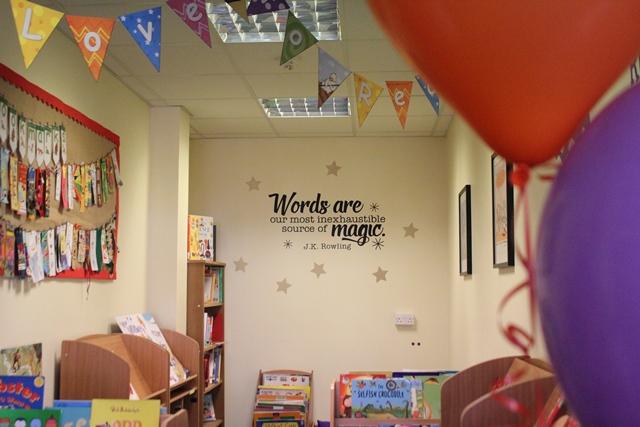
<box><xmin>491</xmin><ymin>153</ymin><xmax>515</xmax><ymax>268</ymax></box>
<box><xmin>458</xmin><ymin>185</ymin><xmax>472</xmax><ymax>276</ymax></box>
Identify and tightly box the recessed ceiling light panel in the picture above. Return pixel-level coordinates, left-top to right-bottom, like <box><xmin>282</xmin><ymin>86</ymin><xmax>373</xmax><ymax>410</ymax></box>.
<box><xmin>260</xmin><ymin>97</ymin><xmax>350</xmax><ymax>117</ymax></box>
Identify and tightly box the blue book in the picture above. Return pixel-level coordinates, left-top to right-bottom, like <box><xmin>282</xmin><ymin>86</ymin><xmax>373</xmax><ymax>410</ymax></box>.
<box><xmin>351</xmin><ymin>378</ymin><xmax>411</xmax><ymax>418</ymax></box>
<box><xmin>0</xmin><ymin>375</ymin><xmax>45</xmax><ymax>409</ymax></box>
<box><xmin>52</xmin><ymin>400</ymin><xmax>91</xmax><ymax>427</ymax></box>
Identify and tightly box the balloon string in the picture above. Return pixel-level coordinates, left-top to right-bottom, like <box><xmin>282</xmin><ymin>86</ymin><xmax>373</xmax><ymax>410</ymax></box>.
<box><xmin>489</xmin><ymin>367</ymin><xmax>549</xmax><ymax>427</ymax></box>
<box><xmin>497</xmin><ymin>163</ymin><xmax>537</xmax><ymax>356</ymax></box>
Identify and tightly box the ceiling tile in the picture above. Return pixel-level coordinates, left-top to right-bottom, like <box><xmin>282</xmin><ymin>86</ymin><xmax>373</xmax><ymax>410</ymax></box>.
<box><xmin>347</xmin><ymin>39</ymin><xmax>412</xmax><ymax>72</ymax></box>
<box><xmin>355</xmin><ymin>115</ymin><xmax>437</xmax><ymax>135</ymax></box>
<box><xmin>118</xmin><ymin>76</ymin><xmax>163</xmax><ymax>101</ymax></box>
<box><xmin>142</xmin><ymin>74</ymin><xmax>252</xmax><ymax>99</ymax></box>
<box><xmin>270</xmin><ymin>117</ymin><xmax>353</xmax><ymax>135</ymax></box>
<box><xmin>191</xmin><ymin>117</ymin><xmax>275</xmax><ymax>135</ymax></box>
<box><xmin>340</xmin><ymin>0</ymin><xmax>386</xmax><ymax>40</ymax></box>
<box><xmin>178</xmin><ymin>99</ymin><xmax>265</xmax><ymax>118</ymax></box>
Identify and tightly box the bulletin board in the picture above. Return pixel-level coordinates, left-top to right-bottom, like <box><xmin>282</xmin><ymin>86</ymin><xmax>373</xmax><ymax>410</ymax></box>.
<box><xmin>0</xmin><ymin>63</ymin><xmax>119</xmax><ymax>281</ymax></box>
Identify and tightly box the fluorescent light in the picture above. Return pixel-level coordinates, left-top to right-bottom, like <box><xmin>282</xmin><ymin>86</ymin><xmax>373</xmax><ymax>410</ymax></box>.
<box><xmin>208</xmin><ymin>0</ymin><xmax>341</xmax><ymax>43</ymax></box>
<box><xmin>260</xmin><ymin>97</ymin><xmax>350</xmax><ymax>117</ymax></box>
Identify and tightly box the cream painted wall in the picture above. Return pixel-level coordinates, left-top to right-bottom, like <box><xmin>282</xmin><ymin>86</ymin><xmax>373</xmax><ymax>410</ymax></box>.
<box><xmin>0</xmin><ymin>3</ymin><xmax>150</xmax><ymax>405</ymax></box>
<box><xmin>189</xmin><ymin>136</ymin><xmax>451</xmax><ymax>424</ymax></box>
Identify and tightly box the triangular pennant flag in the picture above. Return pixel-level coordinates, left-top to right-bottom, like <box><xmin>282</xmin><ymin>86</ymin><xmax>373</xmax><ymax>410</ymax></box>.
<box><xmin>318</xmin><ymin>47</ymin><xmax>351</xmax><ymax>108</ymax></box>
<box><xmin>119</xmin><ymin>7</ymin><xmax>162</xmax><ymax>71</ymax></box>
<box><xmin>226</xmin><ymin>0</ymin><xmax>248</xmax><ymax>21</ymax></box>
<box><xmin>247</xmin><ymin>0</ymin><xmax>289</xmax><ymax>15</ymax></box>
<box><xmin>415</xmin><ymin>75</ymin><xmax>440</xmax><ymax>115</ymax></box>
<box><xmin>281</xmin><ymin>11</ymin><xmax>317</xmax><ymax>65</ymax></box>
<box><xmin>66</xmin><ymin>16</ymin><xmax>115</xmax><ymax>80</ymax></box>
<box><xmin>167</xmin><ymin>0</ymin><xmax>212</xmax><ymax>47</ymax></box>
<box><xmin>354</xmin><ymin>73</ymin><xmax>383</xmax><ymax>127</ymax></box>
<box><xmin>10</xmin><ymin>0</ymin><xmax>64</xmax><ymax>69</ymax></box>
<box><xmin>386</xmin><ymin>81</ymin><xmax>413</xmax><ymax>129</ymax></box>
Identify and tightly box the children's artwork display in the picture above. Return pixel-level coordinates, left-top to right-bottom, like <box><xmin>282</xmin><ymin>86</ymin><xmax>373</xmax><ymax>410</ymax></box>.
<box><xmin>0</xmin><ymin>343</ymin><xmax>41</xmax><ymax>376</ymax></box>
<box><xmin>0</xmin><ymin>64</ymin><xmax>121</xmax><ymax>282</ymax></box>
<box><xmin>0</xmin><ymin>375</ymin><xmax>45</xmax><ymax>409</ymax></box>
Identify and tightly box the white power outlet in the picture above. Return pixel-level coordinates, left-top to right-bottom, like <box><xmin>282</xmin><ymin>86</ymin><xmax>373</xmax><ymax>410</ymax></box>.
<box><xmin>394</xmin><ymin>313</ymin><xmax>416</xmax><ymax>326</ymax></box>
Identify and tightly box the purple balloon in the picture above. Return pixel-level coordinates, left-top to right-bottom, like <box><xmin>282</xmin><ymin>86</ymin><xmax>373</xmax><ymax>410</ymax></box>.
<box><xmin>537</xmin><ymin>83</ymin><xmax>640</xmax><ymax>427</ymax></box>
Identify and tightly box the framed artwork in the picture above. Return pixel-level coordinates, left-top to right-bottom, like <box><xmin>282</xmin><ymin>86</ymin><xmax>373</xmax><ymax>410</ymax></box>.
<box><xmin>458</xmin><ymin>185</ymin><xmax>472</xmax><ymax>275</ymax></box>
<box><xmin>491</xmin><ymin>154</ymin><xmax>514</xmax><ymax>268</ymax></box>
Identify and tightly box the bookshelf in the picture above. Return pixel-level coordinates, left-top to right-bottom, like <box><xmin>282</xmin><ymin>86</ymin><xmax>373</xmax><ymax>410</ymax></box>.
<box><xmin>187</xmin><ymin>260</ymin><xmax>225</xmax><ymax>426</ymax></box>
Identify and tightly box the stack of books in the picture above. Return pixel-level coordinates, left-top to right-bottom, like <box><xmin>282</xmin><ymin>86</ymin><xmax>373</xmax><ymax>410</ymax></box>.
<box><xmin>203</xmin><ymin>267</ymin><xmax>223</xmax><ymax>303</ymax></box>
<box><xmin>203</xmin><ymin>346</ymin><xmax>222</xmax><ymax>387</ymax></box>
<box><xmin>253</xmin><ymin>371</ymin><xmax>312</xmax><ymax>427</ymax></box>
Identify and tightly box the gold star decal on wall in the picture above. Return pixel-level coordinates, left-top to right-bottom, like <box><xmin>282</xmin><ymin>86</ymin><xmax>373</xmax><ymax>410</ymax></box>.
<box><xmin>246</xmin><ymin>176</ymin><xmax>261</xmax><ymax>191</ymax></box>
<box><xmin>234</xmin><ymin>257</ymin><xmax>248</xmax><ymax>272</ymax></box>
<box><xmin>373</xmin><ymin>267</ymin><xmax>388</xmax><ymax>283</ymax></box>
<box><xmin>326</xmin><ymin>161</ymin><xmax>341</xmax><ymax>176</ymax></box>
<box><xmin>276</xmin><ymin>278</ymin><xmax>292</xmax><ymax>294</ymax></box>
<box><xmin>404</xmin><ymin>223</ymin><xmax>418</xmax><ymax>238</ymax></box>
<box><xmin>311</xmin><ymin>263</ymin><xmax>326</xmax><ymax>278</ymax></box>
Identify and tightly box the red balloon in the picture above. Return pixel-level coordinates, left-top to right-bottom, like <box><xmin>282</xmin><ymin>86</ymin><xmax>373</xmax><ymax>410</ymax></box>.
<box><xmin>368</xmin><ymin>1</ymin><xmax>640</xmax><ymax>165</ymax></box>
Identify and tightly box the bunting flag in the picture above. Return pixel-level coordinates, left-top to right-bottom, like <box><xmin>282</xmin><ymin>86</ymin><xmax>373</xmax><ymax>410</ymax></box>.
<box><xmin>386</xmin><ymin>81</ymin><xmax>413</xmax><ymax>129</ymax></box>
<box><xmin>354</xmin><ymin>73</ymin><xmax>383</xmax><ymax>127</ymax></box>
<box><xmin>247</xmin><ymin>0</ymin><xmax>290</xmax><ymax>15</ymax></box>
<box><xmin>318</xmin><ymin>47</ymin><xmax>351</xmax><ymax>108</ymax></box>
<box><xmin>415</xmin><ymin>75</ymin><xmax>440</xmax><ymax>115</ymax></box>
<box><xmin>167</xmin><ymin>0</ymin><xmax>212</xmax><ymax>47</ymax></box>
<box><xmin>66</xmin><ymin>16</ymin><xmax>116</xmax><ymax>81</ymax></box>
<box><xmin>119</xmin><ymin>7</ymin><xmax>162</xmax><ymax>71</ymax></box>
<box><xmin>10</xmin><ymin>0</ymin><xmax>64</xmax><ymax>69</ymax></box>
<box><xmin>281</xmin><ymin>11</ymin><xmax>317</xmax><ymax>65</ymax></box>
<box><xmin>226</xmin><ymin>0</ymin><xmax>248</xmax><ymax>21</ymax></box>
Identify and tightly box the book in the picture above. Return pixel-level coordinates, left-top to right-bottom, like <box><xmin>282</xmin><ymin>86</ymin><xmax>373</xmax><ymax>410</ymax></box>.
<box><xmin>203</xmin><ymin>393</ymin><xmax>216</xmax><ymax>421</ymax></box>
<box><xmin>90</xmin><ymin>399</ymin><xmax>160</xmax><ymax>427</ymax></box>
<box><xmin>204</xmin><ymin>274</ymin><xmax>213</xmax><ymax>302</ymax></box>
<box><xmin>351</xmin><ymin>378</ymin><xmax>412</xmax><ymax>418</ymax></box>
<box><xmin>339</xmin><ymin>372</ymin><xmax>389</xmax><ymax>417</ymax></box>
<box><xmin>263</xmin><ymin>374</ymin><xmax>310</xmax><ymax>387</ymax></box>
<box><xmin>392</xmin><ymin>371</ymin><xmax>457</xmax><ymax>419</ymax></box>
<box><xmin>0</xmin><ymin>343</ymin><xmax>42</xmax><ymax>376</ymax></box>
<box><xmin>0</xmin><ymin>408</ymin><xmax>60</xmax><ymax>425</ymax></box>
<box><xmin>52</xmin><ymin>400</ymin><xmax>91</xmax><ymax>427</ymax></box>
<box><xmin>188</xmin><ymin>215</ymin><xmax>214</xmax><ymax>261</ymax></box>
<box><xmin>115</xmin><ymin>313</ymin><xmax>188</xmax><ymax>386</ymax></box>
<box><xmin>0</xmin><ymin>375</ymin><xmax>45</xmax><ymax>409</ymax></box>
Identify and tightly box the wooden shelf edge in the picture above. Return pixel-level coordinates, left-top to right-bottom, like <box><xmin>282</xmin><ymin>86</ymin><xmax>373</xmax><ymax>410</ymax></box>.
<box><xmin>169</xmin><ymin>374</ymin><xmax>198</xmax><ymax>391</ymax></box>
<box><xmin>334</xmin><ymin>419</ymin><xmax>440</xmax><ymax>426</ymax></box>
<box><xmin>189</xmin><ymin>260</ymin><xmax>226</xmax><ymax>267</ymax></box>
<box><xmin>204</xmin><ymin>381</ymin><xmax>223</xmax><ymax>393</ymax></box>
<box><xmin>169</xmin><ymin>387</ymin><xmax>197</xmax><ymax>403</ymax></box>
<box><xmin>203</xmin><ymin>301</ymin><xmax>223</xmax><ymax>309</ymax></box>
<box><xmin>203</xmin><ymin>420</ymin><xmax>222</xmax><ymax>427</ymax></box>
<box><xmin>203</xmin><ymin>342</ymin><xmax>224</xmax><ymax>352</ymax></box>
<box><xmin>143</xmin><ymin>389</ymin><xmax>167</xmax><ymax>400</ymax></box>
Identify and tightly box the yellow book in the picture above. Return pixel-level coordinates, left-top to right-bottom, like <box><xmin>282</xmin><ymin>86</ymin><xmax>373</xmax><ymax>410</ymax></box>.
<box><xmin>90</xmin><ymin>399</ymin><xmax>160</xmax><ymax>427</ymax></box>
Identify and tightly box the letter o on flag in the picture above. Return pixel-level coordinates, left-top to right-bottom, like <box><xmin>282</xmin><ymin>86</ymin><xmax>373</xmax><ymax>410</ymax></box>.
<box><xmin>83</xmin><ymin>32</ymin><xmax>102</xmax><ymax>53</ymax></box>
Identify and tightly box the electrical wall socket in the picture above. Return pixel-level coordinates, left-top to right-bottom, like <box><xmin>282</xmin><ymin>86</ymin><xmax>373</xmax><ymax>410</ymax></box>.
<box><xmin>394</xmin><ymin>313</ymin><xmax>415</xmax><ymax>326</ymax></box>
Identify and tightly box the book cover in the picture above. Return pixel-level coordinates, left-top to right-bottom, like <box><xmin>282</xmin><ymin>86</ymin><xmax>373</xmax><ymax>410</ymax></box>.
<box><xmin>0</xmin><ymin>343</ymin><xmax>42</xmax><ymax>376</ymax></box>
<box><xmin>52</xmin><ymin>400</ymin><xmax>91</xmax><ymax>427</ymax></box>
<box><xmin>188</xmin><ymin>215</ymin><xmax>214</xmax><ymax>261</ymax></box>
<box><xmin>0</xmin><ymin>408</ymin><xmax>60</xmax><ymax>425</ymax></box>
<box><xmin>351</xmin><ymin>378</ymin><xmax>412</xmax><ymax>419</ymax></box>
<box><xmin>255</xmin><ymin>420</ymin><xmax>304</xmax><ymax>427</ymax></box>
<box><xmin>203</xmin><ymin>393</ymin><xmax>216</xmax><ymax>421</ymax></box>
<box><xmin>90</xmin><ymin>399</ymin><xmax>160</xmax><ymax>427</ymax></box>
<box><xmin>263</xmin><ymin>374</ymin><xmax>310</xmax><ymax>387</ymax></box>
<box><xmin>339</xmin><ymin>372</ymin><xmax>388</xmax><ymax>417</ymax></box>
<box><xmin>0</xmin><ymin>375</ymin><xmax>45</xmax><ymax>409</ymax></box>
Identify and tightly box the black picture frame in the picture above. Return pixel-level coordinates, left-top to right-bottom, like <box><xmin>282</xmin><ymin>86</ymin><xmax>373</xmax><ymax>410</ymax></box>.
<box><xmin>491</xmin><ymin>154</ymin><xmax>515</xmax><ymax>268</ymax></box>
<box><xmin>458</xmin><ymin>185</ymin><xmax>472</xmax><ymax>276</ymax></box>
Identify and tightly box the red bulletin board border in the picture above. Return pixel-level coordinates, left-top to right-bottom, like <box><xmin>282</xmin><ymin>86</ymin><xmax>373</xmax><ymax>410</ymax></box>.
<box><xmin>0</xmin><ymin>63</ymin><xmax>119</xmax><ymax>281</ymax></box>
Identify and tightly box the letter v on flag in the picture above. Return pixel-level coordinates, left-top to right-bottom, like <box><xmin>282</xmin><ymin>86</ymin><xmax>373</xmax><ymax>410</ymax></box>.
<box><xmin>386</xmin><ymin>81</ymin><xmax>413</xmax><ymax>128</ymax></box>
<box><xmin>66</xmin><ymin>16</ymin><xmax>115</xmax><ymax>80</ymax></box>
<box><xmin>119</xmin><ymin>7</ymin><xmax>162</xmax><ymax>71</ymax></box>
<box><xmin>10</xmin><ymin>0</ymin><xmax>64</xmax><ymax>69</ymax></box>
<box><xmin>354</xmin><ymin>73</ymin><xmax>383</xmax><ymax>127</ymax></box>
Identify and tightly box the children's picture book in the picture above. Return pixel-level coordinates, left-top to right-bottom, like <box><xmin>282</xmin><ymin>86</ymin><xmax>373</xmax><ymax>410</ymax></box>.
<box><xmin>52</xmin><ymin>400</ymin><xmax>91</xmax><ymax>427</ymax></box>
<box><xmin>392</xmin><ymin>371</ymin><xmax>457</xmax><ymax>419</ymax></box>
<box><xmin>0</xmin><ymin>408</ymin><xmax>60</xmax><ymax>426</ymax></box>
<box><xmin>90</xmin><ymin>399</ymin><xmax>159</xmax><ymax>427</ymax></box>
<box><xmin>0</xmin><ymin>343</ymin><xmax>42</xmax><ymax>376</ymax></box>
<box><xmin>351</xmin><ymin>378</ymin><xmax>412</xmax><ymax>419</ymax></box>
<box><xmin>203</xmin><ymin>393</ymin><xmax>216</xmax><ymax>421</ymax></box>
<box><xmin>0</xmin><ymin>375</ymin><xmax>45</xmax><ymax>409</ymax></box>
<box><xmin>116</xmin><ymin>313</ymin><xmax>187</xmax><ymax>386</ymax></box>
<box><xmin>339</xmin><ymin>372</ymin><xmax>389</xmax><ymax>417</ymax></box>
<box><xmin>263</xmin><ymin>374</ymin><xmax>310</xmax><ymax>387</ymax></box>
<box><xmin>188</xmin><ymin>215</ymin><xmax>214</xmax><ymax>261</ymax></box>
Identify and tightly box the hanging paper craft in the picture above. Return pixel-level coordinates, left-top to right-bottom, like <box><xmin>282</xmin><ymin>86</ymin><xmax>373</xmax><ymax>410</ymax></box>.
<box><xmin>318</xmin><ymin>47</ymin><xmax>351</xmax><ymax>108</ymax></box>
<box><xmin>9</xmin><ymin>155</ymin><xmax>18</xmax><ymax>211</ymax></box>
<box><xmin>44</xmin><ymin>128</ymin><xmax>52</xmax><ymax>166</ymax></box>
<box><xmin>386</xmin><ymin>81</ymin><xmax>413</xmax><ymax>128</ymax></box>
<box><xmin>27</xmin><ymin>122</ymin><xmax>36</xmax><ymax>164</ymax></box>
<box><xmin>61</xmin><ymin>126</ymin><xmax>68</xmax><ymax>163</ymax></box>
<box><xmin>226</xmin><ymin>0</ymin><xmax>248</xmax><ymax>21</ymax></box>
<box><xmin>25</xmin><ymin>230</ymin><xmax>44</xmax><ymax>283</ymax></box>
<box><xmin>67</xmin><ymin>164</ymin><xmax>75</xmax><ymax>210</ymax></box>
<box><xmin>280</xmin><ymin>11</ymin><xmax>317</xmax><ymax>65</ymax></box>
<box><xmin>18</xmin><ymin>116</ymin><xmax>26</xmax><ymax>159</ymax></box>
<box><xmin>0</xmin><ymin>100</ymin><xmax>8</xmax><ymax>145</ymax></box>
<box><xmin>119</xmin><ymin>8</ymin><xmax>162</xmax><ymax>72</ymax></box>
<box><xmin>9</xmin><ymin>109</ymin><xmax>17</xmax><ymax>153</ymax></box>
<box><xmin>36</xmin><ymin>126</ymin><xmax>44</xmax><ymax>166</ymax></box>
<box><xmin>111</xmin><ymin>150</ymin><xmax>123</xmax><ymax>185</ymax></box>
<box><xmin>10</xmin><ymin>0</ymin><xmax>64</xmax><ymax>69</ymax></box>
<box><xmin>0</xmin><ymin>149</ymin><xmax>8</xmax><ymax>205</ymax></box>
<box><xmin>52</xmin><ymin>126</ymin><xmax>60</xmax><ymax>165</ymax></box>
<box><xmin>66</xmin><ymin>16</ymin><xmax>116</xmax><ymax>81</ymax></box>
<box><xmin>17</xmin><ymin>162</ymin><xmax>27</xmax><ymax>215</ymax></box>
<box><xmin>415</xmin><ymin>75</ymin><xmax>440</xmax><ymax>115</ymax></box>
<box><xmin>354</xmin><ymin>73</ymin><xmax>383</xmax><ymax>127</ymax></box>
<box><xmin>247</xmin><ymin>0</ymin><xmax>289</xmax><ymax>15</ymax></box>
<box><xmin>47</xmin><ymin>229</ymin><xmax>55</xmax><ymax>276</ymax></box>
<box><xmin>167</xmin><ymin>0</ymin><xmax>212</xmax><ymax>47</ymax></box>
